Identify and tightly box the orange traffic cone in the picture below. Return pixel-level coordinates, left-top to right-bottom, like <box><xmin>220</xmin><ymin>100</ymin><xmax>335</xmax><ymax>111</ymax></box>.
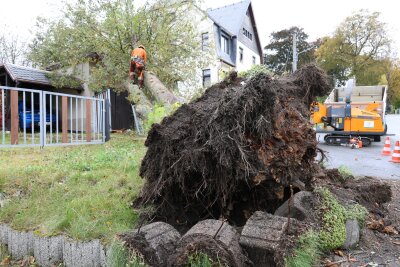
<box><xmin>382</xmin><ymin>137</ymin><xmax>391</xmax><ymax>156</ymax></box>
<box><xmin>390</xmin><ymin>140</ymin><xmax>400</xmax><ymax>163</ymax></box>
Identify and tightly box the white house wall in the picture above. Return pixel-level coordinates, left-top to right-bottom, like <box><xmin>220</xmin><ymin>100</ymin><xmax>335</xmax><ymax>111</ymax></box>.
<box><xmin>198</xmin><ymin>11</ymin><xmax>219</xmax><ymax>85</ymax></box>
<box><xmin>236</xmin><ymin>40</ymin><xmax>260</xmax><ymax>72</ymax></box>
<box><xmin>178</xmin><ymin>8</ymin><xmax>221</xmax><ymax>96</ymax></box>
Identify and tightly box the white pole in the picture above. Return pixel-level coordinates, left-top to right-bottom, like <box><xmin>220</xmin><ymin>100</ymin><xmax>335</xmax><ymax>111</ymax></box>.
<box><xmin>292</xmin><ymin>32</ymin><xmax>298</xmax><ymax>73</ymax></box>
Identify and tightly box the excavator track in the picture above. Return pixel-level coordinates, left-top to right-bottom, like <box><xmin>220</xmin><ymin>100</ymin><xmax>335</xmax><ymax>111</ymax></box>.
<box><xmin>323</xmin><ymin>134</ymin><xmax>373</xmax><ymax>147</ymax></box>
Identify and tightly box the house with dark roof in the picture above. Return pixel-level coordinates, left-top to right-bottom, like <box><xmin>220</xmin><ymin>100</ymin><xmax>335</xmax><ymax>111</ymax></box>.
<box><xmin>0</xmin><ymin>63</ymin><xmax>83</xmax><ymax>130</ymax></box>
<box><xmin>198</xmin><ymin>0</ymin><xmax>262</xmax><ymax>87</ymax></box>
<box><xmin>0</xmin><ymin>63</ymin><xmax>83</xmax><ymax>92</ymax></box>
<box><xmin>0</xmin><ymin>62</ymin><xmax>135</xmax><ymax>131</ymax></box>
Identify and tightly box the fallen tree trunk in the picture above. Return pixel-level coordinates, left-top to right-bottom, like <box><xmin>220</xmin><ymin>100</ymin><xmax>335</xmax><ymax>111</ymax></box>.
<box><xmin>143</xmin><ymin>71</ymin><xmax>179</xmax><ymax>105</ymax></box>
<box><xmin>126</xmin><ymin>83</ymin><xmax>152</xmax><ymax>120</ymax></box>
<box><xmin>137</xmin><ymin>65</ymin><xmax>331</xmax><ymax>229</ymax></box>
<box><xmin>169</xmin><ymin>219</ymin><xmax>251</xmax><ymax>266</ymax></box>
<box><xmin>118</xmin><ymin>222</ymin><xmax>181</xmax><ymax>267</ymax></box>
<box><xmin>240</xmin><ymin>211</ymin><xmax>305</xmax><ymax>267</ymax></box>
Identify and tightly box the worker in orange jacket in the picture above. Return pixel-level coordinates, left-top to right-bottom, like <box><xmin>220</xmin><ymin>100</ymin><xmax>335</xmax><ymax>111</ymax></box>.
<box><xmin>129</xmin><ymin>45</ymin><xmax>147</xmax><ymax>88</ymax></box>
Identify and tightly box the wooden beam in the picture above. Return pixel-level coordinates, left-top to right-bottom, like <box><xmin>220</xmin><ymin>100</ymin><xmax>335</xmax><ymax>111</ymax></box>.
<box><xmin>62</xmin><ymin>96</ymin><xmax>68</xmax><ymax>143</ymax></box>
<box><xmin>86</xmin><ymin>99</ymin><xmax>91</xmax><ymax>142</ymax></box>
<box><xmin>10</xmin><ymin>90</ymin><xmax>18</xmax><ymax>144</ymax></box>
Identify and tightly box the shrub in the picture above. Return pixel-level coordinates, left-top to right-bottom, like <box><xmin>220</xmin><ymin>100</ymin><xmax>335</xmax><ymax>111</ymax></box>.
<box><xmin>238</xmin><ymin>64</ymin><xmax>272</xmax><ymax>79</ymax></box>
<box><xmin>144</xmin><ymin>103</ymin><xmax>181</xmax><ymax>132</ymax></box>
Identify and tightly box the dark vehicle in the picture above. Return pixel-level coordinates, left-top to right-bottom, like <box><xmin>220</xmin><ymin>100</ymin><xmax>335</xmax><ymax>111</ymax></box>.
<box><xmin>18</xmin><ymin>101</ymin><xmax>57</xmax><ymax>129</ymax></box>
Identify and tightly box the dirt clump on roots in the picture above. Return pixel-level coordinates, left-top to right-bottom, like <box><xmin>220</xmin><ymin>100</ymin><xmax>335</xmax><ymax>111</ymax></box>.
<box><xmin>137</xmin><ymin>64</ymin><xmax>331</xmax><ymax>230</ymax></box>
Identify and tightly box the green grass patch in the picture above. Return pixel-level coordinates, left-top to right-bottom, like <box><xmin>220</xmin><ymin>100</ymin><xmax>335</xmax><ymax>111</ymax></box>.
<box><xmin>345</xmin><ymin>203</ymin><xmax>368</xmax><ymax>227</ymax></box>
<box><xmin>285</xmin><ymin>231</ymin><xmax>320</xmax><ymax>267</ymax></box>
<box><xmin>338</xmin><ymin>165</ymin><xmax>353</xmax><ymax>179</ymax></box>
<box><xmin>0</xmin><ymin>134</ymin><xmax>146</xmax><ymax>241</ymax></box>
<box><xmin>187</xmin><ymin>252</ymin><xmax>223</xmax><ymax>267</ymax></box>
<box><xmin>286</xmin><ymin>187</ymin><xmax>368</xmax><ymax>266</ymax></box>
<box><xmin>107</xmin><ymin>240</ymin><xmax>147</xmax><ymax>267</ymax></box>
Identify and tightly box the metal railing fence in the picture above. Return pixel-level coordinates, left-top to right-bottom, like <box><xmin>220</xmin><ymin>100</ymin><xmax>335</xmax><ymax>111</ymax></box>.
<box><xmin>0</xmin><ymin>86</ymin><xmax>108</xmax><ymax>148</ymax></box>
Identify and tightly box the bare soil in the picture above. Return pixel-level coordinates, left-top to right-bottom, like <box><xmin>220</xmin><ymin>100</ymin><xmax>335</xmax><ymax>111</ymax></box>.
<box><xmin>323</xmin><ymin>178</ymin><xmax>400</xmax><ymax>267</ymax></box>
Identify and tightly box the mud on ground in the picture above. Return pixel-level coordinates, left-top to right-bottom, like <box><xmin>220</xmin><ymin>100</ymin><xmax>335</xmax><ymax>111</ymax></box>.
<box><xmin>321</xmin><ymin>176</ymin><xmax>400</xmax><ymax>267</ymax></box>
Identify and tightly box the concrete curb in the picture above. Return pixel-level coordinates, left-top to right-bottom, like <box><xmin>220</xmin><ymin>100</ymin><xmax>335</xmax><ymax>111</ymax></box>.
<box><xmin>8</xmin><ymin>229</ymin><xmax>34</xmax><ymax>260</ymax></box>
<box><xmin>63</xmin><ymin>238</ymin><xmax>106</xmax><ymax>267</ymax></box>
<box><xmin>34</xmin><ymin>235</ymin><xmax>64</xmax><ymax>266</ymax></box>
<box><xmin>0</xmin><ymin>224</ymin><xmax>107</xmax><ymax>267</ymax></box>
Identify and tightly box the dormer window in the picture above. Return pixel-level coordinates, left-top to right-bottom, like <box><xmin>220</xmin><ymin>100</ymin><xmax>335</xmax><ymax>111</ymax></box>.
<box><xmin>243</xmin><ymin>28</ymin><xmax>253</xmax><ymax>41</ymax></box>
<box><xmin>221</xmin><ymin>33</ymin><xmax>230</xmax><ymax>55</ymax></box>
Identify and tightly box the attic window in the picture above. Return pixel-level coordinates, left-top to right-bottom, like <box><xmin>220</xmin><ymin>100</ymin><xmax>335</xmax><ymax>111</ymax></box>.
<box><xmin>243</xmin><ymin>28</ymin><xmax>253</xmax><ymax>41</ymax></box>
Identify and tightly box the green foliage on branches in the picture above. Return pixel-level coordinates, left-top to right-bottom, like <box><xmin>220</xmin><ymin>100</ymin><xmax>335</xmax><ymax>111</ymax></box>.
<box><xmin>316</xmin><ymin>10</ymin><xmax>391</xmax><ymax>86</ymax></box>
<box><xmin>28</xmin><ymin>0</ymin><xmax>206</xmax><ymax>93</ymax></box>
<box><xmin>45</xmin><ymin>72</ymin><xmax>83</xmax><ymax>89</ymax></box>
<box><xmin>239</xmin><ymin>64</ymin><xmax>272</xmax><ymax>79</ymax></box>
<box><xmin>264</xmin><ymin>27</ymin><xmax>317</xmax><ymax>75</ymax></box>
<box><xmin>144</xmin><ymin>103</ymin><xmax>181</xmax><ymax>132</ymax></box>
<box><xmin>387</xmin><ymin>61</ymin><xmax>400</xmax><ymax>108</ymax></box>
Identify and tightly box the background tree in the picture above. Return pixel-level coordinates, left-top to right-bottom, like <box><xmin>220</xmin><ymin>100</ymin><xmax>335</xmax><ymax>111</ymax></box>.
<box><xmin>386</xmin><ymin>60</ymin><xmax>400</xmax><ymax>109</ymax></box>
<box><xmin>0</xmin><ymin>32</ymin><xmax>28</xmax><ymax>65</ymax></box>
<box><xmin>28</xmin><ymin>0</ymin><xmax>206</xmax><ymax>94</ymax></box>
<box><xmin>316</xmin><ymin>9</ymin><xmax>391</xmax><ymax>86</ymax></box>
<box><xmin>264</xmin><ymin>27</ymin><xmax>317</xmax><ymax>75</ymax></box>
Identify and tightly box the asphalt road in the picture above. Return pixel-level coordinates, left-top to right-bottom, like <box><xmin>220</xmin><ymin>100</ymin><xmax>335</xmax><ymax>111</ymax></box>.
<box><xmin>317</xmin><ymin>114</ymin><xmax>400</xmax><ymax>179</ymax></box>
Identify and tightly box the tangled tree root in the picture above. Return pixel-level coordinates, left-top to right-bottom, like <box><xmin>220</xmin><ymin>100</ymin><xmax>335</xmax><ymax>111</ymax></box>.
<box><xmin>137</xmin><ymin>64</ymin><xmax>331</xmax><ymax>229</ymax></box>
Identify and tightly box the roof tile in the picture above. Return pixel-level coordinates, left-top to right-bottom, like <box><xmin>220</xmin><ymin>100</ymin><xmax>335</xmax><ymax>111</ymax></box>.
<box><xmin>2</xmin><ymin>63</ymin><xmax>51</xmax><ymax>85</ymax></box>
<box><xmin>207</xmin><ymin>0</ymin><xmax>251</xmax><ymax>36</ymax></box>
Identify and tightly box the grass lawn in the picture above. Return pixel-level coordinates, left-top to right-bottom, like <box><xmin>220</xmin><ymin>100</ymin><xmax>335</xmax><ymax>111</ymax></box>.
<box><xmin>0</xmin><ymin>133</ymin><xmax>146</xmax><ymax>242</ymax></box>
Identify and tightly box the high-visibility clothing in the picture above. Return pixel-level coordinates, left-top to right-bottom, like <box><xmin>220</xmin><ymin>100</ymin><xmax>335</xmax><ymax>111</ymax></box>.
<box><xmin>131</xmin><ymin>47</ymin><xmax>147</xmax><ymax>64</ymax></box>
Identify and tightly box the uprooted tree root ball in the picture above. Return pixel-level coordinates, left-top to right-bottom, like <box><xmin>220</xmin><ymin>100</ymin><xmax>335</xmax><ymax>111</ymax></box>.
<box><xmin>137</xmin><ymin>64</ymin><xmax>331</xmax><ymax>229</ymax></box>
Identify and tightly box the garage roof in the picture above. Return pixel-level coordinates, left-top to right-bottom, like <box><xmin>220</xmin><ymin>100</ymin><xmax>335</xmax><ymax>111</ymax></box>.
<box><xmin>0</xmin><ymin>63</ymin><xmax>82</xmax><ymax>90</ymax></box>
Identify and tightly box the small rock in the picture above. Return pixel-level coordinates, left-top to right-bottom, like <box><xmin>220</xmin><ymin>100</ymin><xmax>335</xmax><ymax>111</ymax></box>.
<box><xmin>274</xmin><ymin>191</ymin><xmax>313</xmax><ymax>221</ymax></box>
<box><xmin>343</xmin><ymin>219</ymin><xmax>360</xmax><ymax>249</ymax></box>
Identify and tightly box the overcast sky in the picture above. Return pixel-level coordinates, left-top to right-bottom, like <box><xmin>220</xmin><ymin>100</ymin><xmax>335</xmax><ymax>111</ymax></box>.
<box><xmin>1</xmin><ymin>0</ymin><xmax>399</xmax><ymax>55</ymax></box>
